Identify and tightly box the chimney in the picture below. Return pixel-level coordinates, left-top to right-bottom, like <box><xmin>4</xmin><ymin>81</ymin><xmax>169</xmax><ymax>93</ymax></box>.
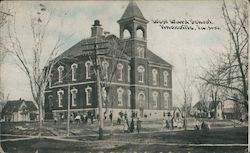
<box><xmin>91</xmin><ymin>20</ymin><xmax>103</xmax><ymax>37</ymax></box>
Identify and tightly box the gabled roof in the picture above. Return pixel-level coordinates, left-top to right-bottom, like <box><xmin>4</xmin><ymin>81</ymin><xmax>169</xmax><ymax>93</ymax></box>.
<box><xmin>147</xmin><ymin>49</ymin><xmax>172</xmax><ymax>67</ymax></box>
<box><xmin>118</xmin><ymin>1</ymin><xmax>147</xmax><ymax>22</ymax></box>
<box><xmin>2</xmin><ymin>99</ymin><xmax>37</xmax><ymax>115</ymax></box>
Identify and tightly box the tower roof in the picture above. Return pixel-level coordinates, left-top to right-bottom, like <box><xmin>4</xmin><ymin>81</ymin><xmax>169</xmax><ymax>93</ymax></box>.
<box><xmin>119</xmin><ymin>1</ymin><xmax>147</xmax><ymax>22</ymax></box>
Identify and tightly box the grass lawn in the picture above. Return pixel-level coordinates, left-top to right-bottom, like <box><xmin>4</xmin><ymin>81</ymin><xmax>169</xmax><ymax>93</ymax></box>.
<box><xmin>2</xmin><ymin>127</ymin><xmax>248</xmax><ymax>153</ymax></box>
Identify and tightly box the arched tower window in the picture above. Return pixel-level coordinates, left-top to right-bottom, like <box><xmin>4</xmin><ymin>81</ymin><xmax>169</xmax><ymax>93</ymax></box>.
<box><xmin>123</xmin><ymin>29</ymin><xmax>131</xmax><ymax>38</ymax></box>
<box><xmin>136</xmin><ymin>28</ymin><xmax>144</xmax><ymax>39</ymax></box>
<box><xmin>128</xmin><ymin>65</ymin><xmax>131</xmax><ymax>82</ymax></box>
<box><xmin>137</xmin><ymin>65</ymin><xmax>145</xmax><ymax>83</ymax></box>
<box><xmin>127</xmin><ymin>89</ymin><xmax>131</xmax><ymax>107</ymax></box>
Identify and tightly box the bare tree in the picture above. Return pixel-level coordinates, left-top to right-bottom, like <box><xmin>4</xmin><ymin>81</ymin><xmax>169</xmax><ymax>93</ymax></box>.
<box><xmin>200</xmin><ymin>0</ymin><xmax>248</xmax><ymax>113</ymax></box>
<box><xmin>6</xmin><ymin>3</ymin><xmax>71</xmax><ymax>136</ymax></box>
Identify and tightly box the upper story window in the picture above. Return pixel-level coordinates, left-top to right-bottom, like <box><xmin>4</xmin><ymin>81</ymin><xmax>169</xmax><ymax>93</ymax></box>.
<box><xmin>85</xmin><ymin>61</ymin><xmax>93</xmax><ymax>79</ymax></box>
<box><xmin>137</xmin><ymin>65</ymin><xmax>145</xmax><ymax>83</ymax></box>
<box><xmin>57</xmin><ymin>66</ymin><xmax>64</xmax><ymax>83</ymax></box>
<box><xmin>128</xmin><ymin>65</ymin><xmax>131</xmax><ymax>83</ymax></box>
<box><xmin>152</xmin><ymin>69</ymin><xmax>158</xmax><ymax>85</ymax></box>
<box><xmin>48</xmin><ymin>73</ymin><xmax>53</xmax><ymax>88</ymax></box>
<box><xmin>163</xmin><ymin>71</ymin><xmax>169</xmax><ymax>86</ymax></box>
<box><xmin>85</xmin><ymin>86</ymin><xmax>92</xmax><ymax>106</ymax></box>
<box><xmin>57</xmin><ymin>89</ymin><xmax>64</xmax><ymax>107</ymax></box>
<box><xmin>123</xmin><ymin>29</ymin><xmax>131</xmax><ymax>39</ymax></box>
<box><xmin>117</xmin><ymin>87</ymin><xmax>124</xmax><ymax>106</ymax></box>
<box><xmin>152</xmin><ymin>91</ymin><xmax>158</xmax><ymax>108</ymax></box>
<box><xmin>137</xmin><ymin>46</ymin><xmax>144</xmax><ymax>58</ymax></box>
<box><xmin>127</xmin><ymin>89</ymin><xmax>131</xmax><ymax>107</ymax></box>
<box><xmin>102</xmin><ymin>60</ymin><xmax>109</xmax><ymax>79</ymax></box>
<box><xmin>71</xmin><ymin>88</ymin><xmax>78</xmax><ymax>106</ymax></box>
<box><xmin>71</xmin><ymin>63</ymin><xmax>78</xmax><ymax>81</ymax></box>
<box><xmin>117</xmin><ymin>63</ymin><xmax>123</xmax><ymax>81</ymax></box>
<box><xmin>163</xmin><ymin>92</ymin><xmax>170</xmax><ymax>109</ymax></box>
<box><xmin>102</xmin><ymin>87</ymin><xmax>107</xmax><ymax>101</ymax></box>
<box><xmin>136</xmin><ymin>29</ymin><xmax>144</xmax><ymax>39</ymax></box>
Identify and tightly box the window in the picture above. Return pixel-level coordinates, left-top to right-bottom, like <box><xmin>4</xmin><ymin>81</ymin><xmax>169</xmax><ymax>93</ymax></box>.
<box><xmin>164</xmin><ymin>92</ymin><xmax>170</xmax><ymax>109</ymax></box>
<box><xmin>102</xmin><ymin>87</ymin><xmax>107</xmax><ymax>101</ymax></box>
<box><xmin>163</xmin><ymin>71</ymin><xmax>169</xmax><ymax>86</ymax></box>
<box><xmin>57</xmin><ymin>66</ymin><xmax>64</xmax><ymax>83</ymax></box>
<box><xmin>123</xmin><ymin>29</ymin><xmax>131</xmax><ymax>38</ymax></box>
<box><xmin>128</xmin><ymin>65</ymin><xmax>131</xmax><ymax>82</ymax></box>
<box><xmin>137</xmin><ymin>46</ymin><xmax>144</xmax><ymax>58</ymax></box>
<box><xmin>136</xmin><ymin>29</ymin><xmax>144</xmax><ymax>39</ymax></box>
<box><xmin>85</xmin><ymin>86</ymin><xmax>92</xmax><ymax>106</ymax></box>
<box><xmin>152</xmin><ymin>69</ymin><xmax>158</xmax><ymax>85</ymax></box>
<box><xmin>71</xmin><ymin>88</ymin><xmax>78</xmax><ymax>106</ymax></box>
<box><xmin>117</xmin><ymin>63</ymin><xmax>123</xmax><ymax>81</ymax></box>
<box><xmin>127</xmin><ymin>89</ymin><xmax>131</xmax><ymax>107</ymax></box>
<box><xmin>117</xmin><ymin>87</ymin><xmax>124</xmax><ymax>106</ymax></box>
<box><xmin>85</xmin><ymin>61</ymin><xmax>92</xmax><ymax>79</ymax></box>
<box><xmin>57</xmin><ymin>89</ymin><xmax>64</xmax><ymax>107</ymax></box>
<box><xmin>48</xmin><ymin>95</ymin><xmax>53</xmax><ymax>110</ymax></box>
<box><xmin>48</xmin><ymin>73</ymin><xmax>53</xmax><ymax>88</ymax></box>
<box><xmin>152</xmin><ymin>91</ymin><xmax>158</xmax><ymax>108</ymax></box>
<box><xmin>137</xmin><ymin>65</ymin><xmax>145</xmax><ymax>83</ymax></box>
<box><xmin>71</xmin><ymin>64</ymin><xmax>78</xmax><ymax>81</ymax></box>
<box><xmin>138</xmin><ymin>92</ymin><xmax>145</xmax><ymax>108</ymax></box>
<box><xmin>102</xmin><ymin>60</ymin><xmax>109</xmax><ymax>79</ymax></box>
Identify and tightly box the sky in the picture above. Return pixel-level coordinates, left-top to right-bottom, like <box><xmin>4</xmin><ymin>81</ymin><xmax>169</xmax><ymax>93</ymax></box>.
<box><xmin>1</xmin><ymin>0</ymin><xmax>234</xmax><ymax>106</ymax></box>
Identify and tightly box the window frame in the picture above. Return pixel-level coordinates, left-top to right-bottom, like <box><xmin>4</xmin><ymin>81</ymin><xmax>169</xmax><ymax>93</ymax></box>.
<box><xmin>137</xmin><ymin>65</ymin><xmax>145</xmax><ymax>83</ymax></box>
<box><xmin>85</xmin><ymin>61</ymin><xmax>93</xmax><ymax>80</ymax></box>
<box><xmin>85</xmin><ymin>86</ymin><xmax>92</xmax><ymax>106</ymax></box>
<box><xmin>117</xmin><ymin>87</ymin><xmax>124</xmax><ymax>106</ymax></box>
<box><xmin>117</xmin><ymin>63</ymin><xmax>124</xmax><ymax>81</ymax></box>
<box><xmin>71</xmin><ymin>63</ymin><xmax>78</xmax><ymax>81</ymax></box>
<box><xmin>57</xmin><ymin>89</ymin><xmax>64</xmax><ymax>107</ymax></box>
<box><xmin>71</xmin><ymin>88</ymin><xmax>78</xmax><ymax>107</ymax></box>
<box><xmin>57</xmin><ymin>66</ymin><xmax>64</xmax><ymax>83</ymax></box>
<box><xmin>152</xmin><ymin>69</ymin><xmax>158</xmax><ymax>85</ymax></box>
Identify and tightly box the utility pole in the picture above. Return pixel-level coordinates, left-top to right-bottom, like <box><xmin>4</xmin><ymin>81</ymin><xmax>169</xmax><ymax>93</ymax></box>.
<box><xmin>67</xmin><ymin>83</ymin><xmax>70</xmax><ymax>137</ymax></box>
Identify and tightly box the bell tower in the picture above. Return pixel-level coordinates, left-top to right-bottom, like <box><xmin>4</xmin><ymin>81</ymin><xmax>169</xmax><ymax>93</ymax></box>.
<box><xmin>117</xmin><ymin>1</ymin><xmax>149</xmax><ymax>57</ymax></box>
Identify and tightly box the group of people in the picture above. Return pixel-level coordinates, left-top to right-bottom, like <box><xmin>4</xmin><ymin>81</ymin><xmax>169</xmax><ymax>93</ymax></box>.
<box><xmin>54</xmin><ymin>112</ymin><xmax>95</xmax><ymax>125</ymax></box>
<box><xmin>122</xmin><ymin>117</ymin><xmax>142</xmax><ymax>134</ymax></box>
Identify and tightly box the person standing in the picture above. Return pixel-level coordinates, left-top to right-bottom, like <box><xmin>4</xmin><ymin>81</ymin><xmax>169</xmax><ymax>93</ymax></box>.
<box><xmin>109</xmin><ymin>111</ymin><xmax>113</xmax><ymax>123</ymax></box>
<box><xmin>136</xmin><ymin>118</ymin><xmax>142</xmax><ymax>134</ymax></box>
<box><xmin>130</xmin><ymin>118</ymin><xmax>134</xmax><ymax>133</ymax></box>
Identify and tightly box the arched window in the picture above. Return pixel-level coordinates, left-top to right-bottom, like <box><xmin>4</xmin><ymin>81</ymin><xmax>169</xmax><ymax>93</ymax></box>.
<box><xmin>71</xmin><ymin>88</ymin><xmax>78</xmax><ymax>106</ymax></box>
<box><xmin>152</xmin><ymin>91</ymin><xmax>158</xmax><ymax>108</ymax></box>
<box><xmin>127</xmin><ymin>89</ymin><xmax>131</xmax><ymax>107</ymax></box>
<box><xmin>102</xmin><ymin>60</ymin><xmax>109</xmax><ymax>79</ymax></box>
<box><xmin>136</xmin><ymin>29</ymin><xmax>144</xmax><ymax>39</ymax></box>
<box><xmin>48</xmin><ymin>73</ymin><xmax>53</xmax><ymax>88</ymax></box>
<box><xmin>57</xmin><ymin>89</ymin><xmax>64</xmax><ymax>107</ymax></box>
<box><xmin>71</xmin><ymin>63</ymin><xmax>78</xmax><ymax>81</ymax></box>
<box><xmin>123</xmin><ymin>29</ymin><xmax>131</xmax><ymax>38</ymax></box>
<box><xmin>128</xmin><ymin>65</ymin><xmax>131</xmax><ymax>82</ymax></box>
<box><xmin>117</xmin><ymin>63</ymin><xmax>123</xmax><ymax>81</ymax></box>
<box><xmin>137</xmin><ymin>46</ymin><xmax>144</xmax><ymax>58</ymax></box>
<box><xmin>117</xmin><ymin>87</ymin><xmax>124</xmax><ymax>106</ymax></box>
<box><xmin>164</xmin><ymin>92</ymin><xmax>170</xmax><ymax>109</ymax></box>
<box><xmin>85</xmin><ymin>86</ymin><xmax>92</xmax><ymax>106</ymax></box>
<box><xmin>102</xmin><ymin>87</ymin><xmax>107</xmax><ymax>101</ymax></box>
<box><xmin>163</xmin><ymin>71</ymin><xmax>169</xmax><ymax>86</ymax></box>
<box><xmin>85</xmin><ymin>61</ymin><xmax>92</xmax><ymax>79</ymax></box>
<box><xmin>138</xmin><ymin>92</ymin><xmax>145</xmax><ymax>108</ymax></box>
<box><xmin>152</xmin><ymin>69</ymin><xmax>158</xmax><ymax>85</ymax></box>
<box><xmin>57</xmin><ymin>66</ymin><xmax>64</xmax><ymax>83</ymax></box>
<box><xmin>137</xmin><ymin>65</ymin><xmax>145</xmax><ymax>83</ymax></box>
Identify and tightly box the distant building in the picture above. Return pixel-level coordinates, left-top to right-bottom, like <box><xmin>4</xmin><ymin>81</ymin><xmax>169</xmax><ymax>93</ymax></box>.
<box><xmin>44</xmin><ymin>2</ymin><xmax>173</xmax><ymax>120</ymax></box>
<box><xmin>2</xmin><ymin>99</ymin><xmax>38</xmax><ymax>122</ymax></box>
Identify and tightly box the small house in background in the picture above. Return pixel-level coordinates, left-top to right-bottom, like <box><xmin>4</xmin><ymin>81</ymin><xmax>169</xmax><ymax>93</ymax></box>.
<box><xmin>2</xmin><ymin>99</ymin><xmax>38</xmax><ymax>122</ymax></box>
